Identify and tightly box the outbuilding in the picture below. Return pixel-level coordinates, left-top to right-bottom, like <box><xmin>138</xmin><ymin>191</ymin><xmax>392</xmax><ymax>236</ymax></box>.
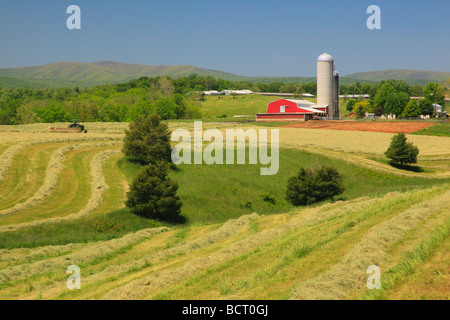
<box><xmin>256</xmin><ymin>99</ymin><xmax>327</xmax><ymax>121</ymax></box>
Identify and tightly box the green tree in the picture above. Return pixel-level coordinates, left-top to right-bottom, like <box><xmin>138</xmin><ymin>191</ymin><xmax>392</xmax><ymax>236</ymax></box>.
<box><xmin>423</xmin><ymin>82</ymin><xmax>445</xmax><ymax>106</ymax></box>
<box><xmin>380</xmin><ymin>80</ymin><xmax>411</xmax><ymax>95</ymax></box>
<box><xmin>123</xmin><ymin>114</ymin><xmax>172</xmax><ymax>165</ymax></box>
<box><xmin>125</xmin><ymin>163</ymin><xmax>182</xmax><ymax>222</ymax></box>
<box><xmin>418</xmin><ymin>100</ymin><xmax>434</xmax><ymax>116</ymax></box>
<box><xmin>385</xmin><ymin>133</ymin><xmax>419</xmax><ymax>165</ymax></box>
<box><xmin>35</xmin><ymin>102</ymin><xmax>68</xmax><ymax>123</ymax></box>
<box><xmin>411</xmin><ymin>84</ymin><xmax>423</xmax><ymax>97</ymax></box>
<box><xmin>373</xmin><ymin>83</ymin><xmax>409</xmax><ymax>115</ymax></box>
<box><xmin>346</xmin><ymin>99</ymin><xmax>360</xmax><ymax>112</ymax></box>
<box><xmin>352</xmin><ymin>101</ymin><xmax>371</xmax><ymax>118</ymax></box>
<box><xmin>286</xmin><ymin>166</ymin><xmax>345</xmax><ymax>206</ymax></box>
<box><xmin>401</xmin><ymin>100</ymin><xmax>422</xmax><ymax>118</ymax></box>
<box><xmin>384</xmin><ymin>92</ymin><xmax>409</xmax><ymax>115</ymax></box>
<box><xmin>293</xmin><ymin>86</ymin><xmax>304</xmax><ymax>99</ymax></box>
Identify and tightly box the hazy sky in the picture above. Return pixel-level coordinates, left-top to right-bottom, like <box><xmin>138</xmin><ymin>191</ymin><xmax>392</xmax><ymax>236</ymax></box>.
<box><xmin>1</xmin><ymin>0</ymin><xmax>449</xmax><ymax>76</ymax></box>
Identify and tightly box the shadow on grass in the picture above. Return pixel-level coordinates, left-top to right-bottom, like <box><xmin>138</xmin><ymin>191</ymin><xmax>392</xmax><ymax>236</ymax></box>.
<box><xmin>388</xmin><ymin>162</ymin><xmax>425</xmax><ymax>172</ymax></box>
<box><xmin>368</xmin><ymin>156</ymin><xmax>429</xmax><ymax>173</ymax></box>
<box><xmin>132</xmin><ymin>210</ymin><xmax>188</xmax><ymax>225</ymax></box>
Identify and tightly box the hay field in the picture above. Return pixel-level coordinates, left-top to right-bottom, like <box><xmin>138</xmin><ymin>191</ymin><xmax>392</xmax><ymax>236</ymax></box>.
<box><xmin>0</xmin><ymin>122</ymin><xmax>449</xmax><ymax>300</ymax></box>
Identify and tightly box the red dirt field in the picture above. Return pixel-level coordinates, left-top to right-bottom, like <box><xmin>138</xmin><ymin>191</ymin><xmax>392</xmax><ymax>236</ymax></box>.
<box><xmin>281</xmin><ymin>121</ymin><xmax>437</xmax><ymax>134</ymax></box>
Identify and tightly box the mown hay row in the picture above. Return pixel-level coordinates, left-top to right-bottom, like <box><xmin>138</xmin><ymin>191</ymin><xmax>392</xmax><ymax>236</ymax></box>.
<box><xmin>0</xmin><ymin>148</ymin><xmax>122</xmax><ymax>232</ymax></box>
<box><xmin>100</xmin><ymin>195</ymin><xmax>390</xmax><ymax>299</ymax></box>
<box><xmin>0</xmin><ymin>136</ymin><xmax>122</xmax><ymax>182</ymax></box>
<box><xmin>12</xmin><ymin>191</ymin><xmax>416</xmax><ymax>299</ymax></box>
<box><xmin>289</xmin><ymin>186</ymin><xmax>450</xmax><ymax>300</ymax></box>
<box><xmin>0</xmin><ymin>227</ymin><xmax>168</xmax><ymax>283</ymax></box>
<box><xmin>15</xmin><ymin>213</ymin><xmax>260</xmax><ymax>299</ymax></box>
<box><xmin>0</xmin><ymin>243</ymin><xmax>83</xmax><ymax>264</ymax></box>
<box><xmin>0</xmin><ymin>141</ymin><xmax>122</xmax><ymax>218</ymax></box>
<box><xmin>0</xmin><ymin>143</ymin><xmax>28</xmax><ymax>182</ymax></box>
<box><xmin>292</xmin><ymin>146</ymin><xmax>445</xmax><ymax>179</ymax></box>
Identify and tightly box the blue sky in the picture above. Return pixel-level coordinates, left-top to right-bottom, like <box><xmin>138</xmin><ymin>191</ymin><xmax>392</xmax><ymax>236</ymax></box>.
<box><xmin>0</xmin><ymin>0</ymin><xmax>449</xmax><ymax>76</ymax></box>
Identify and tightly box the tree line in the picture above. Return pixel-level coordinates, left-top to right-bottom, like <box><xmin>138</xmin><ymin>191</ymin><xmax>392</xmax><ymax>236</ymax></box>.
<box><xmin>345</xmin><ymin>80</ymin><xmax>446</xmax><ymax>118</ymax></box>
<box><xmin>0</xmin><ymin>74</ymin><xmax>447</xmax><ymax>125</ymax></box>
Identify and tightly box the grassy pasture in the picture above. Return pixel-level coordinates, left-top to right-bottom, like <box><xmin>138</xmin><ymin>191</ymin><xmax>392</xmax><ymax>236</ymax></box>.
<box><xmin>199</xmin><ymin>95</ymin><xmax>353</xmax><ymax>120</ymax></box>
<box><xmin>200</xmin><ymin>95</ymin><xmax>275</xmax><ymax>119</ymax></box>
<box><xmin>411</xmin><ymin>123</ymin><xmax>450</xmax><ymax>137</ymax></box>
<box><xmin>0</xmin><ymin>123</ymin><xmax>449</xmax><ymax>299</ymax></box>
<box><xmin>120</xmin><ymin>149</ymin><xmax>446</xmax><ymax>225</ymax></box>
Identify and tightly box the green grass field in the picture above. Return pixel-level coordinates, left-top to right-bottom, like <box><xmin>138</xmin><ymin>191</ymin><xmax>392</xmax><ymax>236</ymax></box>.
<box><xmin>121</xmin><ymin>149</ymin><xmax>445</xmax><ymax>224</ymax></box>
<box><xmin>0</xmin><ymin>123</ymin><xmax>449</xmax><ymax>300</ymax></box>
<box><xmin>200</xmin><ymin>95</ymin><xmax>353</xmax><ymax>119</ymax></box>
<box><xmin>411</xmin><ymin>123</ymin><xmax>450</xmax><ymax>137</ymax></box>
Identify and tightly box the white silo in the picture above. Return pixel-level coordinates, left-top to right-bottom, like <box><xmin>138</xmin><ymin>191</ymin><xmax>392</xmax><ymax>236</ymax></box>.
<box><xmin>317</xmin><ymin>53</ymin><xmax>340</xmax><ymax>119</ymax></box>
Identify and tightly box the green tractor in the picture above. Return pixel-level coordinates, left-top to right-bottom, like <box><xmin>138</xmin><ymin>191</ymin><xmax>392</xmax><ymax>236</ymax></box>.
<box><xmin>68</xmin><ymin>120</ymin><xmax>87</xmax><ymax>133</ymax></box>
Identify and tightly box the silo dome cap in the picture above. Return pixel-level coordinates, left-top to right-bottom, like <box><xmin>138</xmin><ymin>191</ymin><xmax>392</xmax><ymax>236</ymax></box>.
<box><xmin>317</xmin><ymin>53</ymin><xmax>334</xmax><ymax>62</ymax></box>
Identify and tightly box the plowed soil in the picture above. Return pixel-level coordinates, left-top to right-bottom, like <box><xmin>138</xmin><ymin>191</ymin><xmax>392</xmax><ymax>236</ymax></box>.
<box><xmin>281</xmin><ymin>121</ymin><xmax>436</xmax><ymax>134</ymax></box>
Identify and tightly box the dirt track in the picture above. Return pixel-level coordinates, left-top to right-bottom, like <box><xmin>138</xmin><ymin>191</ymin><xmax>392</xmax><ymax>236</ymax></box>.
<box><xmin>281</xmin><ymin>121</ymin><xmax>436</xmax><ymax>134</ymax></box>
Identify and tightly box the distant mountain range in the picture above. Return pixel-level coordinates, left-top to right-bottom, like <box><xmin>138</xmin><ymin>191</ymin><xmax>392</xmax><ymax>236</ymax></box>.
<box><xmin>346</xmin><ymin>70</ymin><xmax>450</xmax><ymax>85</ymax></box>
<box><xmin>0</xmin><ymin>61</ymin><xmax>448</xmax><ymax>89</ymax></box>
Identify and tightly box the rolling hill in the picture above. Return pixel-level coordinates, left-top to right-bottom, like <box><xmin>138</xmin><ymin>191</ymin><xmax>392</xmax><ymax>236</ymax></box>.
<box><xmin>0</xmin><ymin>61</ymin><xmax>245</xmax><ymax>89</ymax></box>
<box><xmin>0</xmin><ymin>123</ymin><xmax>449</xmax><ymax>300</ymax></box>
<box><xmin>0</xmin><ymin>61</ymin><xmax>368</xmax><ymax>89</ymax></box>
<box><xmin>346</xmin><ymin>69</ymin><xmax>450</xmax><ymax>85</ymax></box>
<box><xmin>0</xmin><ymin>61</ymin><xmax>448</xmax><ymax>89</ymax></box>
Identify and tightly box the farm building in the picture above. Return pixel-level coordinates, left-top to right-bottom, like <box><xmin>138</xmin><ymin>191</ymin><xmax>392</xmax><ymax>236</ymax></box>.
<box><xmin>203</xmin><ymin>90</ymin><xmax>221</xmax><ymax>96</ymax></box>
<box><xmin>433</xmin><ymin>103</ymin><xmax>443</xmax><ymax>114</ymax></box>
<box><xmin>257</xmin><ymin>53</ymin><xmax>340</xmax><ymax>121</ymax></box>
<box><xmin>218</xmin><ymin>90</ymin><xmax>254</xmax><ymax>95</ymax></box>
<box><xmin>256</xmin><ymin>98</ymin><xmax>327</xmax><ymax>121</ymax></box>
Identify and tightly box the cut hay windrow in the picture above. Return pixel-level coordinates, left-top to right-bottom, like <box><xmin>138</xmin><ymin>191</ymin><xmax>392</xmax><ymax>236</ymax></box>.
<box><xmin>0</xmin><ymin>143</ymin><xmax>28</xmax><ymax>182</ymax></box>
<box><xmin>296</xmin><ymin>146</ymin><xmax>450</xmax><ymax>179</ymax></box>
<box><xmin>0</xmin><ymin>141</ymin><xmax>122</xmax><ymax>218</ymax></box>
<box><xmin>14</xmin><ymin>213</ymin><xmax>260</xmax><ymax>299</ymax></box>
<box><xmin>289</xmin><ymin>186</ymin><xmax>450</xmax><ymax>300</ymax></box>
<box><xmin>0</xmin><ymin>148</ymin><xmax>122</xmax><ymax>232</ymax></box>
<box><xmin>0</xmin><ymin>227</ymin><xmax>168</xmax><ymax>283</ymax></box>
<box><xmin>100</xmin><ymin>195</ymin><xmax>393</xmax><ymax>299</ymax></box>
<box><xmin>0</xmin><ymin>136</ymin><xmax>122</xmax><ymax>182</ymax></box>
<box><xmin>0</xmin><ymin>243</ymin><xmax>83</xmax><ymax>264</ymax></box>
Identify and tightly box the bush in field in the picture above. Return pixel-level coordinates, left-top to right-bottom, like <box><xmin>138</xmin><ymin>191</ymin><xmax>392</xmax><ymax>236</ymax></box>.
<box><xmin>286</xmin><ymin>166</ymin><xmax>345</xmax><ymax>206</ymax></box>
<box><xmin>352</xmin><ymin>101</ymin><xmax>371</xmax><ymax>119</ymax></box>
<box><xmin>385</xmin><ymin>133</ymin><xmax>419</xmax><ymax>165</ymax></box>
<box><xmin>346</xmin><ymin>100</ymin><xmax>361</xmax><ymax>112</ymax></box>
<box><xmin>262</xmin><ymin>193</ymin><xmax>277</xmax><ymax>205</ymax></box>
<box><xmin>126</xmin><ymin>163</ymin><xmax>182</xmax><ymax>222</ymax></box>
<box><xmin>123</xmin><ymin>114</ymin><xmax>172</xmax><ymax>165</ymax></box>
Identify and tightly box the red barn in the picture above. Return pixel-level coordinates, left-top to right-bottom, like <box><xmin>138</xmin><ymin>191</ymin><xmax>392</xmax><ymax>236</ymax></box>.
<box><xmin>256</xmin><ymin>99</ymin><xmax>328</xmax><ymax>121</ymax></box>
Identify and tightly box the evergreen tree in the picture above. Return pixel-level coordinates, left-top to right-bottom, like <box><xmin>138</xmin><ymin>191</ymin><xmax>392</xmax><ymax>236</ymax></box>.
<box><xmin>385</xmin><ymin>133</ymin><xmax>419</xmax><ymax>165</ymax></box>
<box><xmin>401</xmin><ymin>100</ymin><xmax>422</xmax><ymax>118</ymax></box>
<box><xmin>126</xmin><ymin>163</ymin><xmax>182</xmax><ymax>222</ymax></box>
<box><xmin>123</xmin><ymin>114</ymin><xmax>172</xmax><ymax>164</ymax></box>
